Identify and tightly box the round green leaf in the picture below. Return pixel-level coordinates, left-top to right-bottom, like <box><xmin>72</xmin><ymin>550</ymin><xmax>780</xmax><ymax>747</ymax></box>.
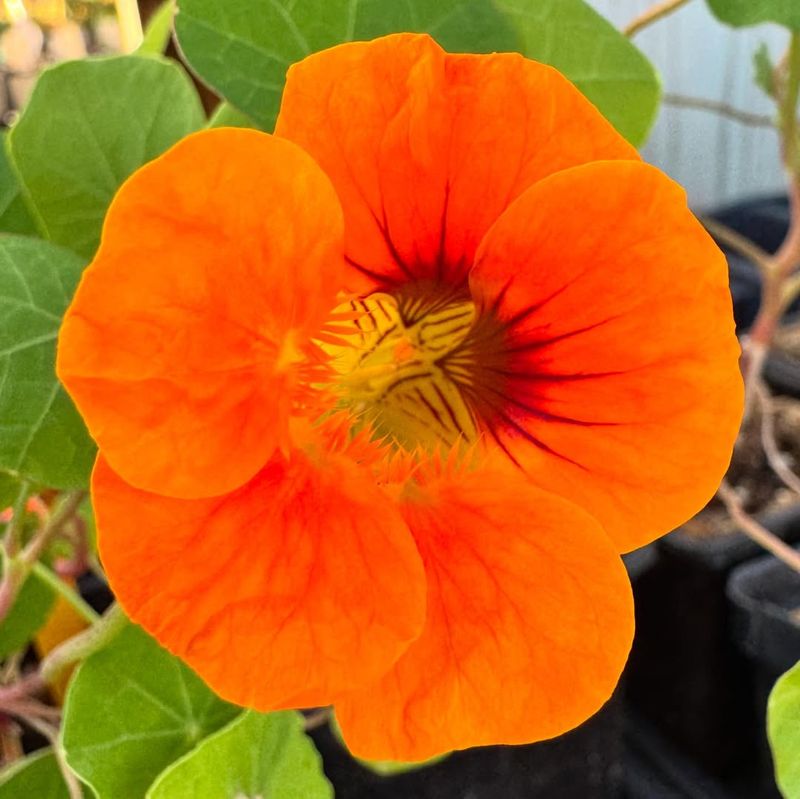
<box><xmin>9</xmin><ymin>55</ymin><xmax>205</xmax><ymax>260</ymax></box>
<box><xmin>146</xmin><ymin>711</ymin><xmax>332</xmax><ymax>799</ymax></box>
<box><xmin>0</xmin><ymin>568</ymin><xmax>56</xmax><ymax>658</ymax></box>
<box><xmin>707</xmin><ymin>0</ymin><xmax>800</xmax><ymax>30</ymax></box>
<box><xmin>0</xmin><ymin>749</ymin><xmax>70</xmax><ymax>798</ymax></box>
<box><xmin>0</xmin><ymin>133</ymin><xmax>38</xmax><ymax>237</ymax></box>
<box><xmin>0</xmin><ymin>236</ymin><xmax>95</xmax><ymax>488</ymax></box>
<box><xmin>769</xmin><ymin>659</ymin><xmax>800</xmax><ymax>798</ymax></box>
<box><xmin>494</xmin><ymin>0</ymin><xmax>660</xmax><ymax>147</ymax></box>
<box><xmin>62</xmin><ymin>623</ymin><xmax>240</xmax><ymax>799</ymax></box>
<box><xmin>175</xmin><ymin>0</ymin><xmax>659</xmax><ymax>145</ymax></box>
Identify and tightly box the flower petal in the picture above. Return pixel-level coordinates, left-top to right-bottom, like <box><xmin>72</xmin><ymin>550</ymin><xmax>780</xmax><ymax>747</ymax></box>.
<box><xmin>468</xmin><ymin>160</ymin><xmax>743</xmax><ymax>552</ymax></box>
<box><xmin>92</xmin><ymin>439</ymin><xmax>427</xmax><ymax>710</ymax></box>
<box><xmin>276</xmin><ymin>33</ymin><xmax>637</xmax><ymax>291</ymax></box>
<box><xmin>58</xmin><ymin>128</ymin><xmax>345</xmax><ymax>499</ymax></box>
<box><xmin>335</xmin><ymin>457</ymin><xmax>633</xmax><ymax>761</ymax></box>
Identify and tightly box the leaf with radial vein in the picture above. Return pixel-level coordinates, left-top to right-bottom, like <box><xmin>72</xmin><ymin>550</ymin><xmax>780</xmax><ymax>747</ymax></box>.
<box><xmin>0</xmin><ymin>568</ymin><xmax>56</xmax><ymax>658</ymax></box>
<box><xmin>0</xmin><ymin>750</ymin><xmax>71</xmax><ymax>798</ymax></box>
<box><xmin>174</xmin><ymin>0</ymin><xmax>658</xmax><ymax>145</ymax></box>
<box><xmin>493</xmin><ymin>0</ymin><xmax>660</xmax><ymax>145</ymax></box>
<box><xmin>0</xmin><ymin>236</ymin><xmax>95</xmax><ymax>487</ymax></box>
<box><xmin>8</xmin><ymin>55</ymin><xmax>205</xmax><ymax>259</ymax></box>
<box><xmin>146</xmin><ymin>711</ymin><xmax>332</xmax><ymax>799</ymax></box>
<box><xmin>62</xmin><ymin>623</ymin><xmax>240</xmax><ymax>799</ymax></box>
<box><xmin>768</xmin><ymin>659</ymin><xmax>800</xmax><ymax>798</ymax></box>
<box><xmin>0</xmin><ymin>132</ymin><xmax>38</xmax><ymax>236</ymax></box>
<box><xmin>706</xmin><ymin>0</ymin><xmax>800</xmax><ymax>30</ymax></box>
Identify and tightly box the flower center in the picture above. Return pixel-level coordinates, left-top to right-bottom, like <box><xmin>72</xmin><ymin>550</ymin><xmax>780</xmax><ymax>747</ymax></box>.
<box><xmin>328</xmin><ymin>284</ymin><xmax>481</xmax><ymax>451</ymax></box>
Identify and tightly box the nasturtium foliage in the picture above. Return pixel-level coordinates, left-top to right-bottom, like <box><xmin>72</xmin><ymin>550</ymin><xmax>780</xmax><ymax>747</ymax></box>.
<box><xmin>207</xmin><ymin>101</ymin><xmax>257</xmax><ymax>129</ymax></box>
<box><xmin>768</xmin><ymin>659</ymin><xmax>800</xmax><ymax>799</ymax></box>
<box><xmin>62</xmin><ymin>623</ymin><xmax>240</xmax><ymax>799</ymax></box>
<box><xmin>707</xmin><ymin>0</ymin><xmax>800</xmax><ymax>30</ymax></box>
<box><xmin>146</xmin><ymin>711</ymin><xmax>333</xmax><ymax>799</ymax></box>
<box><xmin>494</xmin><ymin>0</ymin><xmax>660</xmax><ymax>147</ymax></box>
<box><xmin>8</xmin><ymin>55</ymin><xmax>205</xmax><ymax>260</ymax></box>
<box><xmin>0</xmin><ymin>237</ymin><xmax>94</xmax><ymax>487</ymax></box>
<box><xmin>0</xmin><ymin>568</ymin><xmax>55</xmax><ymax>658</ymax></box>
<box><xmin>754</xmin><ymin>43</ymin><xmax>778</xmax><ymax>100</ymax></box>
<box><xmin>0</xmin><ymin>469</ymin><xmax>22</xmax><ymax>508</ymax></box>
<box><xmin>139</xmin><ymin>0</ymin><xmax>176</xmax><ymax>55</ymax></box>
<box><xmin>175</xmin><ymin>0</ymin><xmax>659</xmax><ymax>145</ymax></box>
<box><xmin>0</xmin><ymin>133</ymin><xmax>38</xmax><ymax>237</ymax></box>
<box><xmin>0</xmin><ymin>749</ymin><xmax>70</xmax><ymax>799</ymax></box>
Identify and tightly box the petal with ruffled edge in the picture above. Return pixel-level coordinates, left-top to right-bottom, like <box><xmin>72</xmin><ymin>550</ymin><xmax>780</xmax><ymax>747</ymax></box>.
<box><xmin>58</xmin><ymin>129</ymin><xmax>345</xmax><ymax>499</ymax></box>
<box><xmin>335</xmin><ymin>455</ymin><xmax>633</xmax><ymax>761</ymax></box>
<box><xmin>466</xmin><ymin>160</ymin><xmax>743</xmax><ymax>552</ymax></box>
<box><xmin>276</xmin><ymin>33</ymin><xmax>637</xmax><ymax>291</ymax></box>
<box><xmin>92</xmin><ymin>432</ymin><xmax>426</xmax><ymax>710</ymax></box>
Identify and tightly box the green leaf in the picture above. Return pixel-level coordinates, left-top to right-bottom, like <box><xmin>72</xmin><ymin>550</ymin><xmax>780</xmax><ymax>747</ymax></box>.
<box><xmin>493</xmin><ymin>0</ymin><xmax>660</xmax><ymax>146</ymax></box>
<box><xmin>139</xmin><ymin>0</ymin><xmax>176</xmax><ymax>55</ymax></box>
<box><xmin>0</xmin><ymin>749</ymin><xmax>70</xmax><ymax>798</ymax></box>
<box><xmin>0</xmin><ymin>133</ymin><xmax>38</xmax><ymax>237</ymax></box>
<box><xmin>8</xmin><ymin>55</ymin><xmax>205</xmax><ymax>259</ymax></box>
<box><xmin>207</xmin><ymin>101</ymin><xmax>258</xmax><ymax>129</ymax></box>
<box><xmin>768</xmin><ymin>659</ymin><xmax>800</xmax><ymax>798</ymax></box>
<box><xmin>0</xmin><ymin>469</ymin><xmax>22</xmax><ymax>508</ymax></box>
<box><xmin>146</xmin><ymin>711</ymin><xmax>332</xmax><ymax>799</ymax></box>
<box><xmin>754</xmin><ymin>43</ymin><xmax>778</xmax><ymax>99</ymax></box>
<box><xmin>175</xmin><ymin>0</ymin><xmax>658</xmax><ymax>145</ymax></box>
<box><xmin>0</xmin><ymin>568</ymin><xmax>55</xmax><ymax>657</ymax></box>
<box><xmin>707</xmin><ymin>0</ymin><xmax>800</xmax><ymax>30</ymax></box>
<box><xmin>62</xmin><ymin>623</ymin><xmax>240</xmax><ymax>799</ymax></box>
<box><xmin>0</xmin><ymin>236</ymin><xmax>95</xmax><ymax>488</ymax></box>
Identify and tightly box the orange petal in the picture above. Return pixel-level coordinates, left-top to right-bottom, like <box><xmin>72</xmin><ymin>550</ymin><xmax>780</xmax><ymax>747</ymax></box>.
<box><xmin>92</xmin><ymin>439</ymin><xmax>426</xmax><ymax>710</ymax></box>
<box><xmin>468</xmin><ymin>160</ymin><xmax>743</xmax><ymax>552</ymax></box>
<box><xmin>276</xmin><ymin>33</ymin><xmax>637</xmax><ymax>292</ymax></box>
<box><xmin>58</xmin><ymin>128</ymin><xmax>345</xmax><ymax>499</ymax></box>
<box><xmin>335</xmin><ymin>457</ymin><xmax>634</xmax><ymax>761</ymax></box>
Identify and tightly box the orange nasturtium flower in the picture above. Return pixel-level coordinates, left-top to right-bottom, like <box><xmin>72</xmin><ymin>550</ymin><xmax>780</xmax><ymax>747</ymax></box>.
<box><xmin>57</xmin><ymin>34</ymin><xmax>742</xmax><ymax>760</ymax></box>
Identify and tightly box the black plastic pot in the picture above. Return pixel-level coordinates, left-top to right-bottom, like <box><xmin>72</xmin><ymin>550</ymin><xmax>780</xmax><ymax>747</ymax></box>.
<box><xmin>727</xmin><ymin>550</ymin><xmax>800</xmax><ymax>799</ymax></box>
<box><xmin>311</xmin><ymin>689</ymin><xmax>624</xmax><ymax>799</ymax></box>
<box><xmin>624</xmin><ymin>712</ymin><xmax>737</xmax><ymax>799</ymax></box>
<box><xmin>625</xmin><ymin>504</ymin><xmax>800</xmax><ymax>779</ymax></box>
<box><xmin>77</xmin><ymin>571</ymin><xmax>114</xmax><ymax>614</ymax></box>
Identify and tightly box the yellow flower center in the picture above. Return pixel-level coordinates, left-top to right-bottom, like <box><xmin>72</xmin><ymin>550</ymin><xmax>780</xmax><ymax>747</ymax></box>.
<box><xmin>328</xmin><ymin>287</ymin><xmax>480</xmax><ymax>451</ymax></box>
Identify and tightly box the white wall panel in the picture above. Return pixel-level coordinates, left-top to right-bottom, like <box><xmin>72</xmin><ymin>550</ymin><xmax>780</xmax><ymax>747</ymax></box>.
<box><xmin>588</xmin><ymin>0</ymin><xmax>789</xmax><ymax>209</ymax></box>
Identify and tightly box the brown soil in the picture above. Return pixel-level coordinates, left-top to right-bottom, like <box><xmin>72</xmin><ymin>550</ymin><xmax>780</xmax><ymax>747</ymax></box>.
<box><xmin>682</xmin><ymin>394</ymin><xmax>800</xmax><ymax>539</ymax></box>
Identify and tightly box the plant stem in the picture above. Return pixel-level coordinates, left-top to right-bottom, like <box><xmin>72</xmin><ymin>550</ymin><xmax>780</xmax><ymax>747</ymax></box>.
<box><xmin>30</xmin><ymin>561</ymin><xmax>100</xmax><ymax>625</ymax></box>
<box><xmin>663</xmin><ymin>93</ymin><xmax>775</xmax><ymax>128</ymax></box>
<box><xmin>718</xmin><ymin>482</ymin><xmax>800</xmax><ymax>574</ymax></box>
<box><xmin>40</xmin><ymin>603</ymin><xmax>127</xmax><ymax>685</ymax></box>
<box><xmin>2</xmin><ymin>480</ymin><xmax>30</xmax><ymax>558</ymax></box>
<box><xmin>702</xmin><ymin>218</ymin><xmax>773</xmax><ymax>274</ymax></box>
<box><xmin>623</xmin><ymin>0</ymin><xmax>693</xmax><ymax>37</ymax></box>
<box><xmin>0</xmin><ymin>491</ymin><xmax>86</xmax><ymax>624</ymax></box>
<box><xmin>743</xmin><ymin>34</ymin><xmax>800</xmax><ymax>409</ymax></box>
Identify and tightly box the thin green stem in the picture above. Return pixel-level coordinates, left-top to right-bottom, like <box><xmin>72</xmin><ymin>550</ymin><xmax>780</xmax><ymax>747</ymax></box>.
<box><xmin>3</xmin><ymin>480</ymin><xmax>30</xmax><ymax>559</ymax></box>
<box><xmin>40</xmin><ymin>603</ymin><xmax>127</xmax><ymax>685</ymax></box>
<box><xmin>0</xmin><ymin>490</ymin><xmax>86</xmax><ymax>624</ymax></box>
<box><xmin>30</xmin><ymin>562</ymin><xmax>99</xmax><ymax>625</ymax></box>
